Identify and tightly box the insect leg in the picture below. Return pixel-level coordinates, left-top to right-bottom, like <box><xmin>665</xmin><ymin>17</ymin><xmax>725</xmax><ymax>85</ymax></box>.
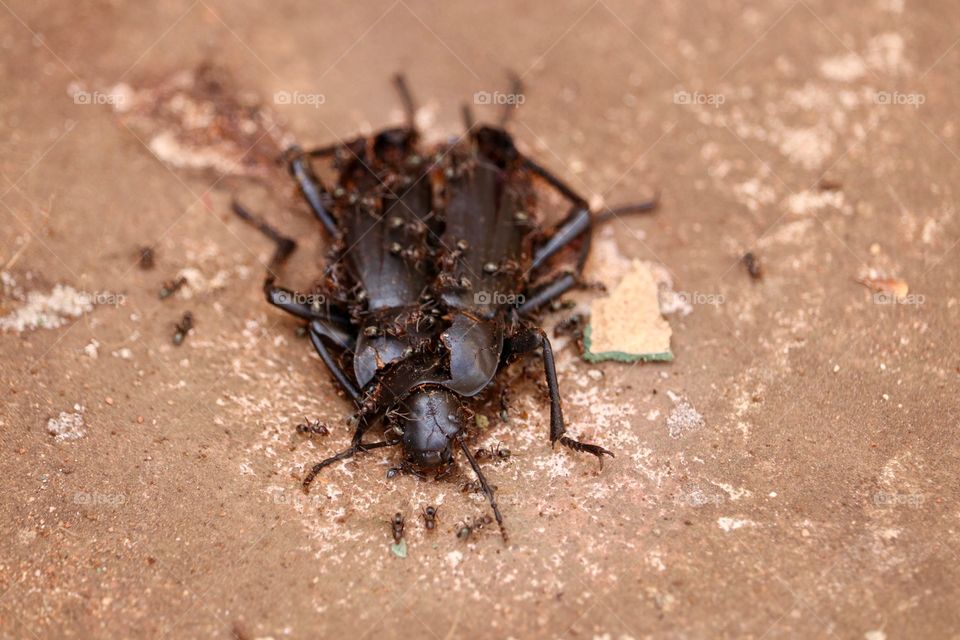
<box><xmin>308</xmin><ymin>320</ymin><xmax>360</xmax><ymax>401</ymax></box>
<box><xmin>457</xmin><ymin>437</ymin><xmax>507</xmax><ymax>543</ymax></box>
<box><xmin>393</xmin><ymin>73</ymin><xmax>418</xmax><ymax>131</ymax></box>
<box><xmin>526</xmin><ymin>157</ymin><xmax>659</xmax><ymax>270</ymax></box>
<box><xmin>302</xmin><ymin>439</ymin><xmax>397</xmax><ymax>491</ymax></box>
<box><xmin>232</xmin><ymin>201</ymin><xmax>349</xmax><ymax>326</ymax></box>
<box><xmin>282</xmin><ymin>146</ymin><xmax>340</xmax><ymax>236</ymax></box>
<box><xmin>504</xmin><ymin>327</ymin><xmax>613</xmax><ymax>464</ymax></box>
<box><xmin>498</xmin><ymin>72</ymin><xmax>523</xmax><ymax>127</ymax></box>
<box><xmin>461</xmin><ymin>103</ymin><xmax>476</xmax><ymax>131</ymax></box>
<box><xmin>517</xmin><ymin>273</ymin><xmax>578</xmax><ymax>316</ymax></box>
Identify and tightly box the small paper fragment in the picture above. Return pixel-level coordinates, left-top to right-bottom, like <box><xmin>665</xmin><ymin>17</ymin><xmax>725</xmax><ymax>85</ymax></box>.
<box><xmin>584</xmin><ymin>260</ymin><xmax>673</xmax><ymax>362</ymax></box>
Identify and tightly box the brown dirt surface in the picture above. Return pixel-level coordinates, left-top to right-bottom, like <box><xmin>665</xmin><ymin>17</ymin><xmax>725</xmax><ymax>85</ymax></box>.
<box><xmin>2</xmin><ymin>1</ymin><xmax>959</xmax><ymax>638</ymax></box>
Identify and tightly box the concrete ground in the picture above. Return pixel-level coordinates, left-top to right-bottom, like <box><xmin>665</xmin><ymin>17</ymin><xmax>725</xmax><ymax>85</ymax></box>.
<box><xmin>1</xmin><ymin>0</ymin><xmax>958</xmax><ymax>638</ymax></box>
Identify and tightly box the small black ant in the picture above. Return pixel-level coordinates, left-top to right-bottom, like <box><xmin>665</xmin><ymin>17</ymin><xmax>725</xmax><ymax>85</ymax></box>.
<box><xmin>172</xmin><ymin>311</ymin><xmax>193</xmax><ymax>346</ymax></box>
<box><xmin>391</xmin><ymin>512</ymin><xmax>404</xmax><ymax>543</ymax></box>
<box><xmin>742</xmin><ymin>252</ymin><xmax>763</xmax><ymax>280</ymax></box>
<box><xmin>475</xmin><ymin>442</ymin><xmax>510</xmax><ymax>462</ymax></box>
<box><xmin>159</xmin><ymin>276</ymin><xmax>187</xmax><ymax>299</ymax></box>
<box><xmin>296</xmin><ymin>417</ymin><xmax>330</xmax><ymax>436</ymax></box>
<box><xmin>456</xmin><ymin>515</ymin><xmax>493</xmax><ymax>540</ymax></box>
<box><xmin>137</xmin><ymin>246</ymin><xmax>155</xmax><ymax>270</ymax></box>
<box><xmin>460</xmin><ymin>479</ymin><xmax>498</xmax><ymax>494</ymax></box>
<box><xmin>422</xmin><ymin>505</ymin><xmax>438</xmax><ymax>531</ymax></box>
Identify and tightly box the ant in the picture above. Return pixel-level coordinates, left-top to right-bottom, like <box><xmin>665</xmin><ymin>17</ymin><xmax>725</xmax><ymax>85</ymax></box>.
<box><xmin>460</xmin><ymin>480</ymin><xmax>498</xmax><ymax>494</ymax></box>
<box><xmin>742</xmin><ymin>252</ymin><xmax>763</xmax><ymax>280</ymax></box>
<box><xmin>422</xmin><ymin>505</ymin><xmax>438</xmax><ymax>531</ymax></box>
<box><xmin>456</xmin><ymin>515</ymin><xmax>493</xmax><ymax>540</ymax></box>
<box><xmin>137</xmin><ymin>246</ymin><xmax>155</xmax><ymax>270</ymax></box>
<box><xmin>172</xmin><ymin>311</ymin><xmax>193</xmax><ymax>346</ymax></box>
<box><xmin>475</xmin><ymin>442</ymin><xmax>511</xmax><ymax>462</ymax></box>
<box><xmin>391</xmin><ymin>512</ymin><xmax>404</xmax><ymax>544</ymax></box>
<box><xmin>296</xmin><ymin>417</ymin><xmax>330</xmax><ymax>436</ymax></box>
<box><xmin>159</xmin><ymin>276</ymin><xmax>187</xmax><ymax>299</ymax></box>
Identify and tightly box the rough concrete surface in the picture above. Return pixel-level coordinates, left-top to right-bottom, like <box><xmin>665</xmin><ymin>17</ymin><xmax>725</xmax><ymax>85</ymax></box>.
<box><xmin>1</xmin><ymin>1</ymin><xmax>958</xmax><ymax>638</ymax></box>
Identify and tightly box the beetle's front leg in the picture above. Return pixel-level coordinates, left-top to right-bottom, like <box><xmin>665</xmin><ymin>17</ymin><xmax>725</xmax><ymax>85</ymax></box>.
<box><xmin>308</xmin><ymin>320</ymin><xmax>360</xmax><ymax>400</ymax></box>
<box><xmin>503</xmin><ymin>326</ymin><xmax>613</xmax><ymax>465</ymax></box>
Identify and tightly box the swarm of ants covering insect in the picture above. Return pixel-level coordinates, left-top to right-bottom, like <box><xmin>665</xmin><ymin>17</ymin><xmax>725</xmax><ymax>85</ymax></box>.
<box><xmin>234</xmin><ymin>74</ymin><xmax>659</xmax><ymax>542</ymax></box>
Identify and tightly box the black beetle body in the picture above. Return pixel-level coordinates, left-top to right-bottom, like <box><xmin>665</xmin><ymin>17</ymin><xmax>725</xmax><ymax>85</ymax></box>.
<box><xmin>234</xmin><ymin>75</ymin><xmax>659</xmax><ymax>538</ymax></box>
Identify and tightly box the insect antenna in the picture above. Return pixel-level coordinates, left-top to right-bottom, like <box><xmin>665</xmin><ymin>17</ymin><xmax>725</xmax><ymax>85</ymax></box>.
<box><xmin>461</xmin><ymin>104</ymin><xmax>475</xmax><ymax>131</ymax></box>
<box><xmin>498</xmin><ymin>72</ymin><xmax>524</xmax><ymax>127</ymax></box>
<box><xmin>392</xmin><ymin>73</ymin><xmax>417</xmax><ymax>131</ymax></box>
<box><xmin>457</xmin><ymin>437</ymin><xmax>507</xmax><ymax>543</ymax></box>
<box><xmin>302</xmin><ymin>440</ymin><xmax>399</xmax><ymax>492</ymax></box>
<box><xmin>594</xmin><ymin>191</ymin><xmax>661</xmax><ymax>223</ymax></box>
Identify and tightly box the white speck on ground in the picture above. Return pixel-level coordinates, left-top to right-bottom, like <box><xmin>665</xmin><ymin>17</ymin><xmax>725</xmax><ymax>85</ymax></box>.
<box><xmin>46</xmin><ymin>404</ymin><xmax>86</xmax><ymax>441</ymax></box>
<box><xmin>777</xmin><ymin>126</ymin><xmax>834</xmax><ymax>170</ymax></box>
<box><xmin>0</xmin><ymin>284</ymin><xmax>93</xmax><ymax>333</ymax></box>
<box><xmin>717</xmin><ymin>517</ymin><xmax>757</xmax><ymax>532</ymax></box>
<box><xmin>665</xmin><ymin>391</ymin><xmax>705</xmax><ymax>438</ymax></box>
<box><xmin>866</xmin><ymin>33</ymin><xmax>911</xmax><ymax>75</ymax></box>
<box><xmin>734</xmin><ymin>178</ymin><xmax>777</xmax><ymax>212</ymax></box>
<box><xmin>709</xmin><ymin>481</ymin><xmax>753</xmax><ymax>501</ymax></box>
<box><xmin>174</xmin><ymin>266</ymin><xmax>231</xmax><ymax>299</ymax></box>
<box><xmin>819</xmin><ymin>53</ymin><xmax>867</xmax><ymax>82</ymax></box>
<box><xmin>785</xmin><ymin>189</ymin><xmax>846</xmax><ymax>215</ymax></box>
<box><xmin>83</xmin><ymin>339</ymin><xmax>100</xmax><ymax>359</ymax></box>
<box><xmin>646</xmin><ymin>549</ymin><xmax>667</xmax><ymax>572</ymax></box>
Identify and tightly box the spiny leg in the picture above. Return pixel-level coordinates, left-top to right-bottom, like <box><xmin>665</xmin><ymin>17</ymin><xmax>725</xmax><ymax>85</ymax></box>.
<box><xmin>231</xmin><ymin>201</ymin><xmax>348</xmax><ymax>325</ymax></box>
<box><xmin>504</xmin><ymin>327</ymin><xmax>613</xmax><ymax>465</ymax></box>
<box><xmin>458</xmin><ymin>437</ymin><xmax>507</xmax><ymax>543</ymax></box>
<box><xmin>302</xmin><ymin>440</ymin><xmax>397</xmax><ymax>491</ymax></box>
<box><xmin>525</xmin><ymin>156</ymin><xmax>660</xmax><ymax>270</ymax></box>
<box><xmin>520</xmin><ymin>197</ymin><xmax>661</xmax><ymax>314</ymax></box>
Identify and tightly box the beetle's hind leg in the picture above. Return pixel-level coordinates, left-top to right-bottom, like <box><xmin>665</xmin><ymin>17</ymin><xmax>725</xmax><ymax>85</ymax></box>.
<box><xmin>231</xmin><ymin>201</ymin><xmax>349</xmax><ymax>326</ymax></box>
<box><xmin>525</xmin><ymin>157</ymin><xmax>659</xmax><ymax>271</ymax></box>
<box><xmin>503</xmin><ymin>327</ymin><xmax>613</xmax><ymax>465</ymax></box>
